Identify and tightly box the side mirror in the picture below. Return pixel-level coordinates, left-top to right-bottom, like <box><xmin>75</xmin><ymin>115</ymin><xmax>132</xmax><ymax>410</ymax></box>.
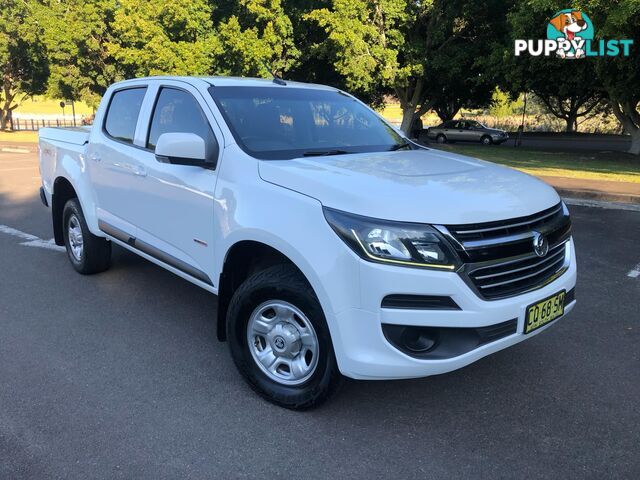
<box><xmin>155</xmin><ymin>132</ymin><xmax>207</xmax><ymax>167</ymax></box>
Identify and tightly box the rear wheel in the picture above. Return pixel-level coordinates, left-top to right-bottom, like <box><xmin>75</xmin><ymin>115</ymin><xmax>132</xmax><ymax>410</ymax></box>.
<box><xmin>436</xmin><ymin>134</ymin><xmax>447</xmax><ymax>144</ymax></box>
<box><xmin>62</xmin><ymin>199</ymin><xmax>111</xmax><ymax>274</ymax></box>
<box><xmin>481</xmin><ymin>135</ymin><xmax>493</xmax><ymax>145</ymax></box>
<box><xmin>227</xmin><ymin>264</ymin><xmax>342</xmax><ymax>409</ymax></box>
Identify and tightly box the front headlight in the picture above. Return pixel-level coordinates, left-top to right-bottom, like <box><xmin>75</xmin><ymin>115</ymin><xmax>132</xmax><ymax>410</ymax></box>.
<box><xmin>323</xmin><ymin>208</ymin><xmax>460</xmax><ymax>270</ymax></box>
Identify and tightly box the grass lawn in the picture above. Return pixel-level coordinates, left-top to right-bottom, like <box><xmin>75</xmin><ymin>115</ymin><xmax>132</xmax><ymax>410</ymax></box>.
<box><xmin>0</xmin><ymin>131</ymin><xmax>39</xmax><ymax>143</ymax></box>
<box><xmin>434</xmin><ymin>144</ymin><xmax>640</xmax><ymax>184</ymax></box>
<box><xmin>15</xmin><ymin>96</ymin><xmax>94</xmax><ymax>116</ymax></box>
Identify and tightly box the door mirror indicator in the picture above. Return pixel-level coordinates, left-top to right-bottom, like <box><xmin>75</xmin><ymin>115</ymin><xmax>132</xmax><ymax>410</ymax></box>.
<box><xmin>155</xmin><ymin>132</ymin><xmax>208</xmax><ymax>167</ymax></box>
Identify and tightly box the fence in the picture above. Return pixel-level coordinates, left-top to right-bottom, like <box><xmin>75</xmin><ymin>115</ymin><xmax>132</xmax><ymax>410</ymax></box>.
<box><xmin>10</xmin><ymin>117</ymin><xmax>91</xmax><ymax>131</ymax></box>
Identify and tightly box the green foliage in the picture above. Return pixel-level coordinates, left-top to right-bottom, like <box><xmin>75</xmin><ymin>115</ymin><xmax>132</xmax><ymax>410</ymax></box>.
<box><xmin>490</xmin><ymin>89</ymin><xmax>524</xmax><ymax>118</ymax></box>
<box><xmin>305</xmin><ymin>0</ymin><xmax>408</xmax><ymax>93</ymax></box>
<box><xmin>0</xmin><ymin>0</ymin><xmax>49</xmax><ymax>129</ymax></box>
<box><xmin>497</xmin><ymin>0</ymin><xmax>607</xmax><ymax>132</ymax></box>
<box><xmin>107</xmin><ymin>0</ymin><xmax>219</xmax><ymax>78</ymax></box>
<box><xmin>40</xmin><ymin>0</ymin><xmax>118</xmax><ymax>107</ymax></box>
<box><xmin>306</xmin><ymin>0</ymin><xmax>510</xmax><ymax>131</ymax></box>
<box><xmin>3</xmin><ymin>0</ymin><xmax>637</xmax><ymax>151</ymax></box>
<box><xmin>590</xmin><ymin>0</ymin><xmax>640</xmax><ymax>152</ymax></box>
<box><xmin>215</xmin><ymin>0</ymin><xmax>300</xmax><ymax>77</ymax></box>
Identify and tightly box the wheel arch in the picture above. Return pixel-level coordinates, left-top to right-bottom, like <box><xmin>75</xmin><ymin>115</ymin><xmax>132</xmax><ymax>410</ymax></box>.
<box><xmin>52</xmin><ymin>176</ymin><xmax>78</xmax><ymax>245</ymax></box>
<box><xmin>216</xmin><ymin>240</ymin><xmax>316</xmax><ymax>342</ymax></box>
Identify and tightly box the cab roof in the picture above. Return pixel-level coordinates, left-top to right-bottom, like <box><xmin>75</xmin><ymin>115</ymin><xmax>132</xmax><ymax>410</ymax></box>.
<box><xmin>112</xmin><ymin>75</ymin><xmax>336</xmax><ymax>91</ymax></box>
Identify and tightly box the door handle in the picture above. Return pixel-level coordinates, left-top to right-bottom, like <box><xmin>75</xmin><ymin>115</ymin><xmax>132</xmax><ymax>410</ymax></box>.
<box><xmin>90</xmin><ymin>154</ymin><xmax>101</xmax><ymax>162</ymax></box>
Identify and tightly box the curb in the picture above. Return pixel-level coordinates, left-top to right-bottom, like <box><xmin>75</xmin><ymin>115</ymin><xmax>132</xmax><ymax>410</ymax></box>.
<box><xmin>562</xmin><ymin>197</ymin><xmax>640</xmax><ymax>212</ymax></box>
<box><xmin>554</xmin><ymin>187</ymin><xmax>640</xmax><ymax>205</ymax></box>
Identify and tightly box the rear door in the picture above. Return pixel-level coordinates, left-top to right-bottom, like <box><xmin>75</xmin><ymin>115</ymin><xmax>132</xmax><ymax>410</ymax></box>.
<box><xmin>88</xmin><ymin>86</ymin><xmax>148</xmax><ymax>235</ymax></box>
<box><xmin>124</xmin><ymin>81</ymin><xmax>222</xmax><ymax>285</ymax></box>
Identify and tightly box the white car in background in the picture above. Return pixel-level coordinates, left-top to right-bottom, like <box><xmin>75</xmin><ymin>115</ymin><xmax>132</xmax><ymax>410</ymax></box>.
<box><xmin>38</xmin><ymin>76</ymin><xmax>576</xmax><ymax>409</ymax></box>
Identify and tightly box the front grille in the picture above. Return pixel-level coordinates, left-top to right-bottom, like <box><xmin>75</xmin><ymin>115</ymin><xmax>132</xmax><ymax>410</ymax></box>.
<box><xmin>466</xmin><ymin>242</ymin><xmax>568</xmax><ymax>299</ymax></box>
<box><xmin>441</xmin><ymin>202</ymin><xmax>572</xmax><ymax>300</ymax></box>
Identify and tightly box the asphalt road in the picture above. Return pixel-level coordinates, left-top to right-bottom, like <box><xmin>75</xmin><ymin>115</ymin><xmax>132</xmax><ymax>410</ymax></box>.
<box><xmin>1</xmin><ymin>148</ymin><xmax>639</xmax><ymax>479</ymax></box>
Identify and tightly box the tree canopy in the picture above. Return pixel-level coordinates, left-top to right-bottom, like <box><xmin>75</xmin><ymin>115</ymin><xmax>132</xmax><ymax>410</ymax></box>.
<box><xmin>1</xmin><ymin>0</ymin><xmax>639</xmax><ymax>154</ymax></box>
<box><xmin>0</xmin><ymin>0</ymin><xmax>49</xmax><ymax>129</ymax></box>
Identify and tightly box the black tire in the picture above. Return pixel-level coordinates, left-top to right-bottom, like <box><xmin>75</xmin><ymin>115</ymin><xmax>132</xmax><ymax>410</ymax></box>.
<box><xmin>62</xmin><ymin>198</ymin><xmax>111</xmax><ymax>274</ymax></box>
<box><xmin>226</xmin><ymin>264</ymin><xmax>342</xmax><ymax>410</ymax></box>
<box><xmin>436</xmin><ymin>134</ymin><xmax>447</xmax><ymax>144</ymax></box>
<box><xmin>480</xmin><ymin>135</ymin><xmax>493</xmax><ymax>145</ymax></box>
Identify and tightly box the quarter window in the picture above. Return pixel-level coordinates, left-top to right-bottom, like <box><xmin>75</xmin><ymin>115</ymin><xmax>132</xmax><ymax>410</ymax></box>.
<box><xmin>104</xmin><ymin>88</ymin><xmax>147</xmax><ymax>144</ymax></box>
<box><xmin>147</xmin><ymin>88</ymin><xmax>218</xmax><ymax>163</ymax></box>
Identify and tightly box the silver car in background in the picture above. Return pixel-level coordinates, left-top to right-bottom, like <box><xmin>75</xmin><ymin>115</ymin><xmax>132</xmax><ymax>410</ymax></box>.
<box><xmin>426</xmin><ymin>120</ymin><xmax>508</xmax><ymax>145</ymax></box>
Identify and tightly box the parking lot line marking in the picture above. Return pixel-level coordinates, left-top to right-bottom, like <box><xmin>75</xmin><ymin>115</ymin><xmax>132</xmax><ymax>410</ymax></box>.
<box><xmin>628</xmin><ymin>263</ymin><xmax>640</xmax><ymax>279</ymax></box>
<box><xmin>20</xmin><ymin>238</ymin><xmax>65</xmax><ymax>252</ymax></box>
<box><xmin>0</xmin><ymin>224</ymin><xmax>65</xmax><ymax>252</ymax></box>
<box><xmin>0</xmin><ymin>225</ymin><xmax>39</xmax><ymax>241</ymax></box>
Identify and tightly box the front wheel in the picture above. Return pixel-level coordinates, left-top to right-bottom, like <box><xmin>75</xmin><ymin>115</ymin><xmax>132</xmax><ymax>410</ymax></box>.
<box><xmin>226</xmin><ymin>264</ymin><xmax>342</xmax><ymax>409</ymax></box>
<box><xmin>436</xmin><ymin>134</ymin><xmax>447</xmax><ymax>144</ymax></box>
<box><xmin>481</xmin><ymin>135</ymin><xmax>493</xmax><ymax>145</ymax></box>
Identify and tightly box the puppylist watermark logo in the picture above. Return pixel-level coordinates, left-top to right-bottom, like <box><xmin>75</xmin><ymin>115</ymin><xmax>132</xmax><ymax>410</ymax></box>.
<box><xmin>515</xmin><ymin>9</ymin><xmax>634</xmax><ymax>59</ymax></box>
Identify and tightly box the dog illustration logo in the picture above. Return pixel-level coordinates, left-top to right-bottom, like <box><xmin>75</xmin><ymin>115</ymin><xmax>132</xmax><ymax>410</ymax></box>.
<box><xmin>547</xmin><ymin>9</ymin><xmax>594</xmax><ymax>59</ymax></box>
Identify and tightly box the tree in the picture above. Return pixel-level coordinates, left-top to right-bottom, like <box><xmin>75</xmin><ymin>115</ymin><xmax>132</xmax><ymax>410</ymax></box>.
<box><xmin>498</xmin><ymin>0</ymin><xmax>606</xmax><ymax>132</ymax></box>
<box><xmin>40</xmin><ymin>0</ymin><xmax>119</xmax><ymax>108</ymax></box>
<box><xmin>215</xmin><ymin>0</ymin><xmax>300</xmax><ymax>78</ymax></box>
<box><xmin>0</xmin><ymin>0</ymin><xmax>49</xmax><ymax>130</ymax></box>
<box><xmin>306</xmin><ymin>0</ymin><xmax>510</xmax><ymax>133</ymax></box>
<box><xmin>107</xmin><ymin>0</ymin><xmax>220</xmax><ymax>78</ymax></box>
<box><xmin>424</xmin><ymin>39</ymin><xmax>497</xmax><ymax>122</ymax></box>
<box><xmin>592</xmin><ymin>0</ymin><xmax>640</xmax><ymax>154</ymax></box>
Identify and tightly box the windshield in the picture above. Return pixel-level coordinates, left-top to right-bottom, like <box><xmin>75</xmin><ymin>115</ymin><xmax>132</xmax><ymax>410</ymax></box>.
<box><xmin>209</xmin><ymin>86</ymin><xmax>405</xmax><ymax>160</ymax></box>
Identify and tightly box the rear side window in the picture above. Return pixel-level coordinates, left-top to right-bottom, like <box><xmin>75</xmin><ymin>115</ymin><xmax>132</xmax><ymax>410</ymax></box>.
<box><xmin>104</xmin><ymin>88</ymin><xmax>147</xmax><ymax>144</ymax></box>
<box><xmin>147</xmin><ymin>88</ymin><xmax>218</xmax><ymax>162</ymax></box>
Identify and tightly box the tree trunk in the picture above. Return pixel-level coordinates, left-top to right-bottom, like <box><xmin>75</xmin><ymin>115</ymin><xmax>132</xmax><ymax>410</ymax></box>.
<box><xmin>0</xmin><ymin>111</ymin><xmax>9</xmax><ymax>131</ymax></box>
<box><xmin>400</xmin><ymin>106</ymin><xmax>417</xmax><ymax>134</ymax></box>
<box><xmin>565</xmin><ymin>114</ymin><xmax>577</xmax><ymax>133</ymax></box>
<box><xmin>610</xmin><ymin>100</ymin><xmax>640</xmax><ymax>155</ymax></box>
<box><xmin>435</xmin><ymin>104</ymin><xmax>460</xmax><ymax>123</ymax></box>
<box><xmin>629</xmin><ymin>129</ymin><xmax>640</xmax><ymax>155</ymax></box>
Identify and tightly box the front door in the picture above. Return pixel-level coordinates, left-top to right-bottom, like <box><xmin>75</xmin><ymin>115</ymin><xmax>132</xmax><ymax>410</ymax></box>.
<box><xmin>125</xmin><ymin>85</ymin><xmax>221</xmax><ymax>286</ymax></box>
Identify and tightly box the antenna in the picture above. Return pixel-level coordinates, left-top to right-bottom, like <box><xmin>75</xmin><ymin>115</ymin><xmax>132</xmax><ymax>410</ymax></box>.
<box><xmin>262</xmin><ymin>60</ymin><xmax>286</xmax><ymax>86</ymax></box>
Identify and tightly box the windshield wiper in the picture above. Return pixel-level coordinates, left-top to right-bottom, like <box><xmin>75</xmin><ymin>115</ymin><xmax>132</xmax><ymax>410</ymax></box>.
<box><xmin>389</xmin><ymin>142</ymin><xmax>412</xmax><ymax>151</ymax></box>
<box><xmin>303</xmin><ymin>149</ymin><xmax>351</xmax><ymax>157</ymax></box>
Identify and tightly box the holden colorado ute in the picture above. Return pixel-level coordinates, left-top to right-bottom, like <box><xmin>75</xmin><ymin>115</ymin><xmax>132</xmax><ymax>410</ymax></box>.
<box><xmin>38</xmin><ymin>76</ymin><xmax>576</xmax><ymax>409</ymax></box>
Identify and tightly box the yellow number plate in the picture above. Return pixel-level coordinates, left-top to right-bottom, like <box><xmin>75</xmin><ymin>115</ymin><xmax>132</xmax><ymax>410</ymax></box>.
<box><xmin>524</xmin><ymin>290</ymin><xmax>566</xmax><ymax>334</ymax></box>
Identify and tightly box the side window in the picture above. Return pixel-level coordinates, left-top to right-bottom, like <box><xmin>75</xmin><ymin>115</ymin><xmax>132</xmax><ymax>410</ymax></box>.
<box><xmin>147</xmin><ymin>87</ymin><xmax>218</xmax><ymax>162</ymax></box>
<box><xmin>104</xmin><ymin>88</ymin><xmax>147</xmax><ymax>144</ymax></box>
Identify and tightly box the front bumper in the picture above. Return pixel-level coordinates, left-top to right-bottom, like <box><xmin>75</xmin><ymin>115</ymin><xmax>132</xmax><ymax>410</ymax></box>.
<box><xmin>329</xmin><ymin>238</ymin><xmax>577</xmax><ymax>380</ymax></box>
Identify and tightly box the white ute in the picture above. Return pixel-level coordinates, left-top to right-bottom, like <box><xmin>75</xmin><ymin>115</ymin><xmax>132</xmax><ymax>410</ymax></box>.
<box><xmin>39</xmin><ymin>77</ymin><xmax>577</xmax><ymax>409</ymax></box>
